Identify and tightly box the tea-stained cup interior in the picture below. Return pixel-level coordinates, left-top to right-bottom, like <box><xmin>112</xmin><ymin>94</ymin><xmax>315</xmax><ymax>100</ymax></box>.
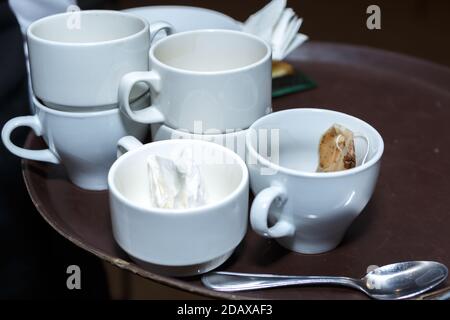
<box><xmin>29</xmin><ymin>11</ymin><xmax>146</xmax><ymax>43</ymax></box>
<box><xmin>152</xmin><ymin>30</ymin><xmax>269</xmax><ymax>72</ymax></box>
<box><xmin>111</xmin><ymin>141</ymin><xmax>244</xmax><ymax>210</ymax></box>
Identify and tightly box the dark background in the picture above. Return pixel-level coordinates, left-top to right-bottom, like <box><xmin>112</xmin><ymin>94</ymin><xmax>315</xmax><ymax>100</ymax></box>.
<box><xmin>91</xmin><ymin>0</ymin><xmax>450</xmax><ymax>67</ymax></box>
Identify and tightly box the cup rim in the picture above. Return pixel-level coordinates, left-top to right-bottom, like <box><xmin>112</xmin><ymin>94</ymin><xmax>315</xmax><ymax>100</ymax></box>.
<box><xmin>32</xmin><ymin>96</ymin><xmax>119</xmax><ymax>117</ymax></box>
<box><xmin>149</xmin><ymin>29</ymin><xmax>271</xmax><ymax>75</ymax></box>
<box><xmin>153</xmin><ymin>123</ymin><xmax>248</xmax><ymax>137</ymax></box>
<box><xmin>245</xmin><ymin>108</ymin><xmax>385</xmax><ymax>178</ymax></box>
<box><xmin>27</xmin><ymin>10</ymin><xmax>149</xmax><ymax>47</ymax></box>
<box><xmin>108</xmin><ymin>139</ymin><xmax>249</xmax><ymax>215</ymax></box>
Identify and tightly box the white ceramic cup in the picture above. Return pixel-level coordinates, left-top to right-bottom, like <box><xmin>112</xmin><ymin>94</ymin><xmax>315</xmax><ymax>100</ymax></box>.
<box><xmin>119</xmin><ymin>29</ymin><xmax>272</xmax><ymax>133</ymax></box>
<box><xmin>246</xmin><ymin>108</ymin><xmax>384</xmax><ymax>254</ymax></box>
<box><xmin>27</xmin><ymin>10</ymin><xmax>173</xmax><ymax>109</ymax></box>
<box><xmin>150</xmin><ymin>123</ymin><xmax>247</xmax><ymax>160</ymax></box>
<box><xmin>108</xmin><ymin>137</ymin><xmax>249</xmax><ymax>276</ymax></box>
<box><xmin>1</xmin><ymin>96</ymin><xmax>148</xmax><ymax>190</ymax></box>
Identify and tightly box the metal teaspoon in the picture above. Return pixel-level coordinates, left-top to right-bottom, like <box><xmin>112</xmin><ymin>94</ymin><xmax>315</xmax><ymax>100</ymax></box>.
<box><xmin>201</xmin><ymin>261</ymin><xmax>448</xmax><ymax>300</ymax></box>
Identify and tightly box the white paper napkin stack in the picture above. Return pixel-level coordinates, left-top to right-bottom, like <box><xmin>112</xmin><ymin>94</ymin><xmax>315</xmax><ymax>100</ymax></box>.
<box><xmin>242</xmin><ymin>0</ymin><xmax>308</xmax><ymax>61</ymax></box>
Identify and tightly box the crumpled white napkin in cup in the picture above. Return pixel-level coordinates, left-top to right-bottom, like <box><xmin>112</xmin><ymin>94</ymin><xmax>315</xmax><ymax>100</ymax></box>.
<box><xmin>242</xmin><ymin>0</ymin><xmax>308</xmax><ymax>61</ymax></box>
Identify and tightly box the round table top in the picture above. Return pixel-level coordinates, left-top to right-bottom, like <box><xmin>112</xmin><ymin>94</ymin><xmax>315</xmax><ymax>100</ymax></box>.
<box><xmin>22</xmin><ymin>41</ymin><xmax>450</xmax><ymax>299</ymax></box>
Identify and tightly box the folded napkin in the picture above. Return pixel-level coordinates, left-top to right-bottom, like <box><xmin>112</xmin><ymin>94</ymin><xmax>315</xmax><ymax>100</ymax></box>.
<box><xmin>242</xmin><ymin>0</ymin><xmax>308</xmax><ymax>61</ymax></box>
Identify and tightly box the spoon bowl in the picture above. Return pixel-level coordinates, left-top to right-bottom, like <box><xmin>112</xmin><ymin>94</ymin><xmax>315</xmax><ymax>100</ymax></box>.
<box><xmin>201</xmin><ymin>261</ymin><xmax>448</xmax><ymax>300</ymax></box>
<box><xmin>361</xmin><ymin>261</ymin><xmax>448</xmax><ymax>299</ymax></box>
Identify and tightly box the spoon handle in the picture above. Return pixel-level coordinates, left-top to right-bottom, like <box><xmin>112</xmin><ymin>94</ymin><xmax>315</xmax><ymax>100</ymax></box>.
<box><xmin>201</xmin><ymin>271</ymin><xmax>361</xmax><ymax>292</ymax></box>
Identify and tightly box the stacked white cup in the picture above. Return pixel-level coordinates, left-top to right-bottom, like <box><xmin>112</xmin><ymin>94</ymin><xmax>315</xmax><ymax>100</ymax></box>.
<box><xmin>1</xmin><ymin>10</ymin><xmax>173</xmax><ymax>190</ymax></box>
<box><xmin>108</xmin><ymin>27</ymin><xmax>272</xmax><ymax>275</ymax></box>
<box><xmin>133</xmin><ymin>29</ymin><xmax>273</xmax><ymax>161</ymax></box>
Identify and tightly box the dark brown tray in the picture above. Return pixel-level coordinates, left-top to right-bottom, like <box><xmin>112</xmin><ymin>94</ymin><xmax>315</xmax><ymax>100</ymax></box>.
<box><xmin>22</xmin><ymin>42</ymin><xmax>450</xmax><ymax>299</ymax></box>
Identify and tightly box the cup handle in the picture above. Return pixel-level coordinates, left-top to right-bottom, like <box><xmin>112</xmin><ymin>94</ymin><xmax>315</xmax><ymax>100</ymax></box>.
<box><xmin>1</xmin><ymin>115</ymin><xmax>59</xmax><ymax>164</ymax></box>
<box><xmin>119</xmin><ymin>70</ymin><xmax>165</xmax><ymax>124</ymax></box>
<box><xmin>118</xmin><ymin>22</ymin><xmax>172</xmax><ymax>124</ymax></box>
<box><xmin>250</xmin><ymin>186</ymin><xmax>295</xmax><ymax>238</ymax></box>
<box><xmin>149</xmin><ymin>21</ymin><xmax>174</xmax><ymax>43</ymax></box>
<box><xmin>117</xmin><ymin>136</ymin><xmax>144</xmax><ymax>158</ymax></box>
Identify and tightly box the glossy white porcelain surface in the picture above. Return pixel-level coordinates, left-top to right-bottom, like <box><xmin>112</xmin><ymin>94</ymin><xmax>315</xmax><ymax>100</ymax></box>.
<box><xmin>27</xmin><ymin>10</ymin><xmax>172</xmax><ymax>108</ymax></box>
<box><xmin>151</xmin><ymin>123</ymin><xmax>247</xmax><ymax>160</ymax></box>
<box><xmin>108</xmin><ymin>138</ymin><xmax>249</xmax><ymax>274</ymax></box>
<box><xmin>130</xmin><ymin>249</ymin><xmax>234</xmax><ymax>277</ymax></box>
<box><xmin>124</xmin><ymin>6</ymin><xmax>241</xmax><ymax>40</ymax></box>
<box><xmin>1</xmin><ymin>96</ymin><xmax>148</xmax><ymax>190</ymax></box>
<box><xmin>119</xmin><ymin>29</ymin><xmax>272</xmax><ymax>133</ymax></box>
<box><xmin>246</xmin><ymin>108</ymin><xmax>384</xmax><ymax>254</ymax></box>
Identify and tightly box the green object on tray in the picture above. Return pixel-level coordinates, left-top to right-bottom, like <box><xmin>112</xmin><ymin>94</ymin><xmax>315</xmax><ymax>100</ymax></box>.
<box><xmin>272</xmin><ymin>69</ymin><xmax>317</xmax><ymax>98</ymax></box>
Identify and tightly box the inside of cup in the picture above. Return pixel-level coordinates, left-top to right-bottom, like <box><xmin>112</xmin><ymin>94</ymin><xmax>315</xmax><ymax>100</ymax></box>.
<box><xmin>249</xmin><ymin>109</ymin><xmax>382</xmax><ymax>173</ymax></box>
<box><xmin>112</xmin><ymin>141</ymin><xmax>244</xmax><ymax>209</ymax></box>
<box><xmin>153</xmin><ymin>31</ymin><xmax>268</xmax><ymax>72</ymax></box>
<box><xmin>30</xmin><ymin>11</ymin><xmax>146</xmax><ymax>43</ymax></box>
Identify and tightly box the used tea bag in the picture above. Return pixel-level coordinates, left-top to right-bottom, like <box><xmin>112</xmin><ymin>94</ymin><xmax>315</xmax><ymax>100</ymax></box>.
<box><xmin>317</xmin><ymin>124</ymin><xmax>356</xmax><ymax>172</ymax></box>
<box><xmin>147</xmin><ymin>148</ymin><xmax>208</xmax><ymax>209</ymax></box>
